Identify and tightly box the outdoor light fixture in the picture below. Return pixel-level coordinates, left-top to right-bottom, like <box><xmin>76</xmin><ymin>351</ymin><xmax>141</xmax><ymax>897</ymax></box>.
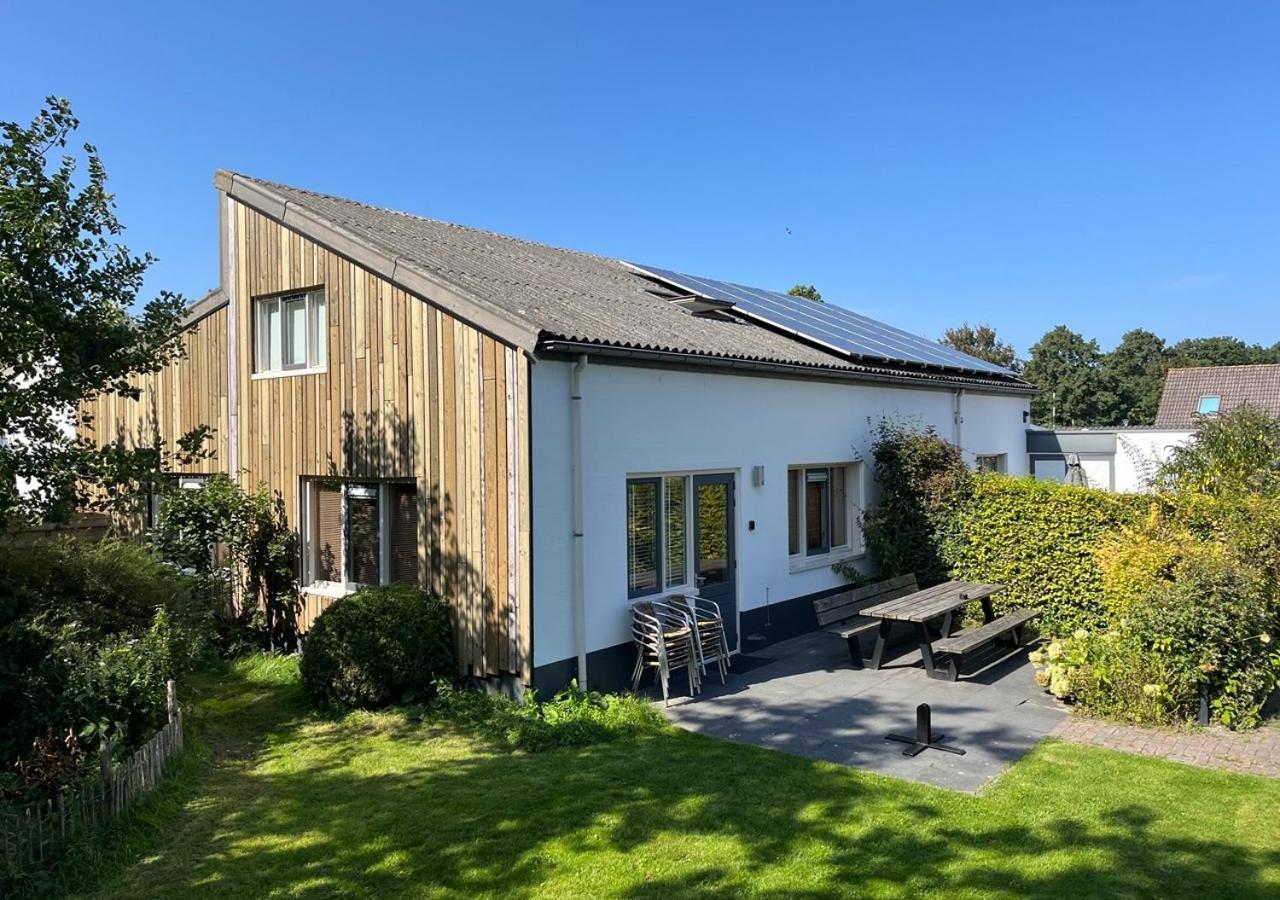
<box><xmin>752</xmin><ymin>465</ymin><xmax>765</xmax><ymax>488</ymax></box>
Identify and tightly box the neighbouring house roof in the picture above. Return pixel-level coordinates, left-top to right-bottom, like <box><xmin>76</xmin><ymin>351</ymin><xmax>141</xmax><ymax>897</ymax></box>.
<box><xmin>213</xmin><ymin>171</ymin><xmax>1034</xmax><ymax>394</ymax></box>
<box><xmin>1155</xmin><ymin>365</ymin><xmax>1280</xmax><ymax>428</ymax></box>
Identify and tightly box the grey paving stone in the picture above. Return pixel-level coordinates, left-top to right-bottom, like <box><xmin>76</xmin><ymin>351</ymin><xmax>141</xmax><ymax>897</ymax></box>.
<box><xmin>661</xmin><ymin>630</ymin><xmax>1067</xmax><ymax>793</ymax></box>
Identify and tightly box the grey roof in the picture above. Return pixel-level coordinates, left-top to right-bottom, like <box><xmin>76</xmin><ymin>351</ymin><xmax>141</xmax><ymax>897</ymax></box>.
<box><xmin>1156</xmin><ymin>365</ymin><xmax>1280</xmax><ymax>427</ymax></box>
<box><xmin>183</xmin><ymin>288</ymin><xmax>227</xmax><ymax>325</ymax></box>
<box><xmin>219</xmin><ymin>172</ymin><xmax>1033</xmax><ymax>393</ymax></box>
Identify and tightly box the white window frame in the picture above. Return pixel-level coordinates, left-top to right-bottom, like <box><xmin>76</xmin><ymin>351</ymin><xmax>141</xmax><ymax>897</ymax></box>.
<box><xmin>1197</xmin><ymin>394</ymin><xmax>1221</xmax><ymax>416</ymax></box>
<box><xmin>788</xmin><ymin>462</ymin><xmax>864</xmax><ymax>573</ymax></box>
<box><xmin>253</xmin><ymin>289</ymin><xmax>327</xmax><ymax>378</ymax></box>
<box><xmin>975</xmin><ymin>453</ymin><xmax>1008</xmax><ymax>473</ymax></box>
<box><xmin>300</xmin><ymin>479</ymin><xmax>410</xmax><ymax>594</ymax></box>
<box><xmin>147</xmin><ymin>473</ymin><xmax>212</xmax><ymax>530</ymax></box>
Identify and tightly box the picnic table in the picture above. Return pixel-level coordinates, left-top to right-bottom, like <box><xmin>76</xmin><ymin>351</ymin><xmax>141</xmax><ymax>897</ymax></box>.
<box><xmin>859</xmin><ymin>580</ymin><xmax>1035</xmax><ymax>681</ymax></box>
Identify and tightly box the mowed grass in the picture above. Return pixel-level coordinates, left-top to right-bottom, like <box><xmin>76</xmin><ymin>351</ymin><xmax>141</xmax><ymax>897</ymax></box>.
<box><xmin>66</xmin><ymin>655</ymin><xmax>1280</xmax><ymax>899</ymax></box>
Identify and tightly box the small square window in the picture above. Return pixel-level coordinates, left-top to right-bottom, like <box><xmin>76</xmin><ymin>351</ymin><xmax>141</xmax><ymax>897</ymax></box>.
<box><xmin>255</xmin><ymin>290</ymin><xmax>326</xmax><ymax>374</ymax></box>
<box><xmin>976</xmin><ymin>453</ymin><xmax>1007</xmax><ymax>473</ymax></box>
<box><xmin>1197</xmin><ymin>395</ymin><xmax>1221</xmax><ymax>416</ymax></box>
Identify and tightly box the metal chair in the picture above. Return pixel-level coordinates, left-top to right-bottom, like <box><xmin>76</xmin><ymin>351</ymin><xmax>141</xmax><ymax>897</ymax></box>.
<box><xmin>669</xmin><ymin>593</ymin><xmax>732</xmax><ymax>684</ymax></box>
<box><xmin>630</xmin><ymin>599</ymin><xmax>701</xmax><ymax>704</ymax></box>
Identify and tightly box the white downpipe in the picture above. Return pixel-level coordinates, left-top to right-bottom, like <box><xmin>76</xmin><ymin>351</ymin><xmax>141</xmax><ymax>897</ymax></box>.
<box><xmin>953</xmin><ymin>388</ymin><xmax>965</xmax><ymax>453</ymax></box>
<box><xmin>570</xmin><ymin>355</ymin><xmax>588</xmax><ymax>689</ymax></box>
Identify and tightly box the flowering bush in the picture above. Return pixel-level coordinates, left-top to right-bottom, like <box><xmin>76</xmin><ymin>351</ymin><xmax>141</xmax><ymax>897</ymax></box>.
<box><xmin>1032</xmin><ymin>554</ymin><xmax>1279</xmax><ymax>728</ymax></box>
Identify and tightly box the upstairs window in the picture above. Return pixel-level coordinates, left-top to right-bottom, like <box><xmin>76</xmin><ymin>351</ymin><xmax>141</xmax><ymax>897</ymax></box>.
<box><xmin>255</xmin><ymin>290</ymin><xmax>326</xmax><ymax>374</ymax></box>
<box><xmin>1197</xmin><ymin>395</ymin><xmax>1221</xmax><ymax>416</ymax></box>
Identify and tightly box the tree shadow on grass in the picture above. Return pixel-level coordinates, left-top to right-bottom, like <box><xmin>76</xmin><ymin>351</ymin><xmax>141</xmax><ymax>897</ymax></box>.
<box><xmin>93</xmin><ymin>665</ymin><xmax>1280</xmax><ymax>900</ymax></box>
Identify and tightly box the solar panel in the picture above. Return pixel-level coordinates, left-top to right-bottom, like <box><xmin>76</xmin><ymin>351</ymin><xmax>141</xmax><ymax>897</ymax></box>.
<box><xmin>626</xmin><ymin>263</ymin><xmax>1014</xmax><ymax>376</ymax></box>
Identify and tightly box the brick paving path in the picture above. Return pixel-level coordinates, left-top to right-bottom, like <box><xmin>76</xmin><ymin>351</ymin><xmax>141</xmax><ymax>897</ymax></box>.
<box><xmin>1052</xmin><ymin>716</ymin><xmax>1280</xmax><ymax>779</ymax></box>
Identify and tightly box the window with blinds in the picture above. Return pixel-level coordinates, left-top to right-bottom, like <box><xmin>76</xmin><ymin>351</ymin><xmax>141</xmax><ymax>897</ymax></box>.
<box><xmin>304</xmin><ymin>480</ymin><xmax>420</xmax><ymax>589</ymax></box>
<box><xmin>388</xmin><ymin>483</ymin><xmax>419</xmax><ymax>584</ymax></box>
<box><xmin>315</xmin><ymin>484</ymin><xmax>343</xmax><ymax>582</ymax></box>
<box><xmin>663</xmin><ymin>475</ymin><xmax>686</xmax><ymax>588</ymax></box>
<box><xmin>787</xmin><ymin>463</ymin><xmax>861</xmax><ymax>561</ymax></box>
<box><xmin>346</xmin><ymin>484</ymin><xmax>380</xmax><ymax>586</ymax></box>
<box><xmin>626</xmin><ymin>478</ymin><xmax>659</xmax><ymax>597</ymax></box>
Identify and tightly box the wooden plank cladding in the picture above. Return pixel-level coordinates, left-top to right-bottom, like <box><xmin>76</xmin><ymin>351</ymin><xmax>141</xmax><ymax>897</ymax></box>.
<box><xmin>230</xmin><ymin>200</ymin><xmax>532</xmax><ymax>681</ymax></box>
<box><xmin>78</xmin><ymin>305</ymin><xmax>232</xmax><ymax>532</ymax></box>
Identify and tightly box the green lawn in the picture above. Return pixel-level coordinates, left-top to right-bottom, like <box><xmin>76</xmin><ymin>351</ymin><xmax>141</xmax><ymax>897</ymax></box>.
<box><xmin>67</xmin><ymin>655</ymin><xmax>1280</xmax><ymax>899</ymax></box>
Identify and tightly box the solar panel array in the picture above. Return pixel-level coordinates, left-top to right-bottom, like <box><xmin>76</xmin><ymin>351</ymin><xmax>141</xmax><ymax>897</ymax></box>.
<box><xmin>627</xmin><ymin>263</ymin><xmax>1014</xmax><ymax>376</ymax></box>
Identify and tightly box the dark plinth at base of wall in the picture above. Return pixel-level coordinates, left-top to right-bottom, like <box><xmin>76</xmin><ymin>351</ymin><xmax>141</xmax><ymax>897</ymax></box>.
<box><xmin>534</xmin><ymin>582</ymin><xmax>918</xmax><ymax>695</ymax></box>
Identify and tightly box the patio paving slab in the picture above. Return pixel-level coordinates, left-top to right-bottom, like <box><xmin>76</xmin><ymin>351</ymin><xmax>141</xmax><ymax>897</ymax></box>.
<box><xmin>660</xmin><ymin>629</ymin><xmax>1067</xmax><ymax>793</ymax></box>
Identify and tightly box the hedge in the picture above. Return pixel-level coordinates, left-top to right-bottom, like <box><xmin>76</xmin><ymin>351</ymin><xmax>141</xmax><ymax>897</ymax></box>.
<box><xmin>942</xmin><ymin>475</ymin><xmax>1139</xmax><ymax>633</ymax></box>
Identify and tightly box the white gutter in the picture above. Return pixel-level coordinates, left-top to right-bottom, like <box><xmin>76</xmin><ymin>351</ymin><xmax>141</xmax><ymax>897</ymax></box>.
<box><xmin>570</xmin><ymin>355</ymin><xmax>588</xmax><ymax>688</ymax></box>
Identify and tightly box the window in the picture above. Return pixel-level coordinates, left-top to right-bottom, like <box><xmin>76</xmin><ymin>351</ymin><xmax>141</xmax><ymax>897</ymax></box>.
<box><xmin>255</xmin><ymin>290</ymin><xmax>326</xmax><ymax>374</ymax></box>
<box><xmin>626</xmin><ymin>475</ymin><xmax>695</xmax><ymax>597</ymax></box>
<box><xmin>976</xmin><ymin>453</ymin><xmax>1007</xmax><ymax>473</ymax></box>
<box><xmin>788</xmin><ymin>463</ymin><xmax>860</xmax><ymax>562</ymax></box>
<box><xmin>1197</xmin><ymin>395</ymin><xmax>1221</xmax><ymax>416</ymax></box>
<box><xmin>302</xmin><ymin>480</ymin><xmax>418</xmax><ymax>588</ymax></box>
<box><xmin>146</xmin><ymin>473</ymin><xmax>211</xmax><ymax>530</ymax></box>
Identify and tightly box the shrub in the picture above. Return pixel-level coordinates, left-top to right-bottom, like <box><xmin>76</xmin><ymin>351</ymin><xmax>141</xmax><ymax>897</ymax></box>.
<box><xmin>862</xmin><ymin>421</ymin><xmax>973</xmax><ymax>586</ymax></box>
<box><xmin>943</xmin><ymin>475</ymin><xmax>1137</xmax><ymax>632</ymax></box>
<box><xmin>1157</xmin><ymin>405</ymin><xmax>1280</xmax><ymax>498</ymax></box>
<box><xmin>0</xmin><ymin>537</ymin><xmax>211</xmax><ymax>797</ymax></box>
<box><xmin>300</xmin><ymin>585</ymin><xmax>454</xmax><ymax>709</ymax></box>
<box><xmin>151</xmin><ymin>474</ymin><xmax>298</xmax><ymax>651</ymax></box>
<box><xmin>1033</xmin><ymin>554</ymin><xmax>1279</xmax><ymax>728</ymax></box>
<box><xmin>426</xmin><ymin>681</ymin><xmax>667</xmax><ymax>752</ymax></box>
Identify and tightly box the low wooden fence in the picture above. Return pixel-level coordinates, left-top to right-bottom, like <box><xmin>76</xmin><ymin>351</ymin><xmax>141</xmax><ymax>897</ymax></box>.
<box><xmin>1</xmin><ymin>681</ymin><xmax>183</xmax><ymax>877</ymax></box>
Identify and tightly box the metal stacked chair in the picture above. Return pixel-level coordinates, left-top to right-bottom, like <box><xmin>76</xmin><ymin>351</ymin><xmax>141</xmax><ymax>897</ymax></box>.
<box><xmin>670</xmin><ymin>593</ymin><xmax>732</xmax><ymax>684</ymax></box>
<box><xmin>629</xmin><ymin>599</ymin><xmax>701</xmax><ymax>704</ymax></box>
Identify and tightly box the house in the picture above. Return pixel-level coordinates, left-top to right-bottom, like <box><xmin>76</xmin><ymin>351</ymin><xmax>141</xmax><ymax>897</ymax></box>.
<box><xmin>1156</xmin><ymin>364</ymin><xmax>1280</xmax><ymax>427</ymax></box>
<box><xmin>1025</xmin><ymin>426</ymin><xmax>1193</xmax><ymax>492</ymax></box>
<box><xmin>1025</xmin><ymin>364</ymin><xmax>1280</xmax><ymax>492</ymax></box>
<box><xmin>78</xmin><ymin>172</ymin><xmax>1034</xmax><ymax>692</ymax></box>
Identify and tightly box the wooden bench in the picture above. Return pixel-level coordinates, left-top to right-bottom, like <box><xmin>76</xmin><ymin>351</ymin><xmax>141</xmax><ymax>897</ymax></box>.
<box><xmin>813</xmin><ymin>573</ymin><xmax>919</xmax><ymax>666</ymax></box>
<box><xmin>930</xmin><ymin>607</ymin><xmax>1041</xmax><ymax>681</ymax></box>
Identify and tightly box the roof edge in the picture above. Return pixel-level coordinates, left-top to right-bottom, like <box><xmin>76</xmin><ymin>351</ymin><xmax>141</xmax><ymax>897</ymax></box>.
<box><xmin>213</xmin><ymin>170</ymin><xmax>541</xmax><ymax>351</ymax></box>
<box><xmin>539</xmin><ymin>339</ymin><xmax>1039</xmax><ymax>396</ymax></box>
<box><xmin>182</xmin><ymin>287</ymin><xmax>228</xmax><ymax>326</ymax></box>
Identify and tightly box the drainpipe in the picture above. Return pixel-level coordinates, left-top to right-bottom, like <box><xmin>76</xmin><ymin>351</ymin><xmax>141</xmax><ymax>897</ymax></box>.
<box><xmin>570</xmin><ymin>355</ymin><xmax>588</xmax><ymax>689</ymax></box>
<box><xmin>953</xmin><ymin>388</ymin><xmax>965</xmax><ymax>453</ymax></box>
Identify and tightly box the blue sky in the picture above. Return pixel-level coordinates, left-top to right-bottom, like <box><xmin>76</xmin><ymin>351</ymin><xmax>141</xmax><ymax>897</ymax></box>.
<box><xmin>4</xmin><ymin>1</ymin><xmax>1278</xmax><ymax>356</ymax></box>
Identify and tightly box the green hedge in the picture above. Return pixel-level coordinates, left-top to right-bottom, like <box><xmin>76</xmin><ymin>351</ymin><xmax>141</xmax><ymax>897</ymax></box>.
<box><xmin>943</xmin><ymin>476</ymin><xmax>1138</xmax><ymax>633</ymax></box>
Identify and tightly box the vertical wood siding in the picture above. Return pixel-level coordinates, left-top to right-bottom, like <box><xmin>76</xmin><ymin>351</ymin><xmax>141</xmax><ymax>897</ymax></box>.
<box><xmin>77</xmin><ymin>307</ymin><xmax>232</xmax><ymax>532</ymax></box>
<box><xmin>232</xmin><ymin>202</ymin><xmax>531</xmax><ymax>681</ymax></box>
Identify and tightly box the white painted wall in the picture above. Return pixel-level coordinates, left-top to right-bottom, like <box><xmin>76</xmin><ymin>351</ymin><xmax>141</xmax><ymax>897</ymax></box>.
<box><xmin>530</xmin><ymin>359</ymin><xmax>1031</xmax><ymax>668</ymax></box>
<box><xmin>1113</xmin><ymin>430</ymin><xmax>1193</xmax><ymax>492</ymax></box>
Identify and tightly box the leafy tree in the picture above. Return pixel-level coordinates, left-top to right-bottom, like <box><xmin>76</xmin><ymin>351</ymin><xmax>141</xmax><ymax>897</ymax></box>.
<box><xmin>787</xmin><ymin>283</ymin><xmax>823</xmax><ymax>302</ymax></box>
<box><xmin>1022</xmin><ymin>325</ymin><xmax>1119</xmax><ymax>426</ymax></box>
<box><xmin>941</xmin><ymin>322</ymin><xmax>1019</xmax><ymax>370</ymax></box>
<box><xmin>1101</xmin><ymin>328</ymin><xmax>1168</xmax><ymax>425</ymax></box>
<box><xmin>1168</xmin><ymin>336</ymin><xmax>1277</xmax><ymax>368</ymax></box>
<box><xmin>0</xmin><ymin>98</ymin><xmax>198</xmax><ymax>524</ymax></box>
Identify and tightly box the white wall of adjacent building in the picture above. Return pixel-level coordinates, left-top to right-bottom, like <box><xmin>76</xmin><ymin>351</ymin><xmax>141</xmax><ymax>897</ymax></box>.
<box><xmin>529</xmin><ymin>358</ymin><xmax>1031</xmax><ymax>670</ymax></box>
<box><xmin>1113</xmin><ymin>430</ymin><xmax>1194</xmax><ymax>492</ymax></box>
